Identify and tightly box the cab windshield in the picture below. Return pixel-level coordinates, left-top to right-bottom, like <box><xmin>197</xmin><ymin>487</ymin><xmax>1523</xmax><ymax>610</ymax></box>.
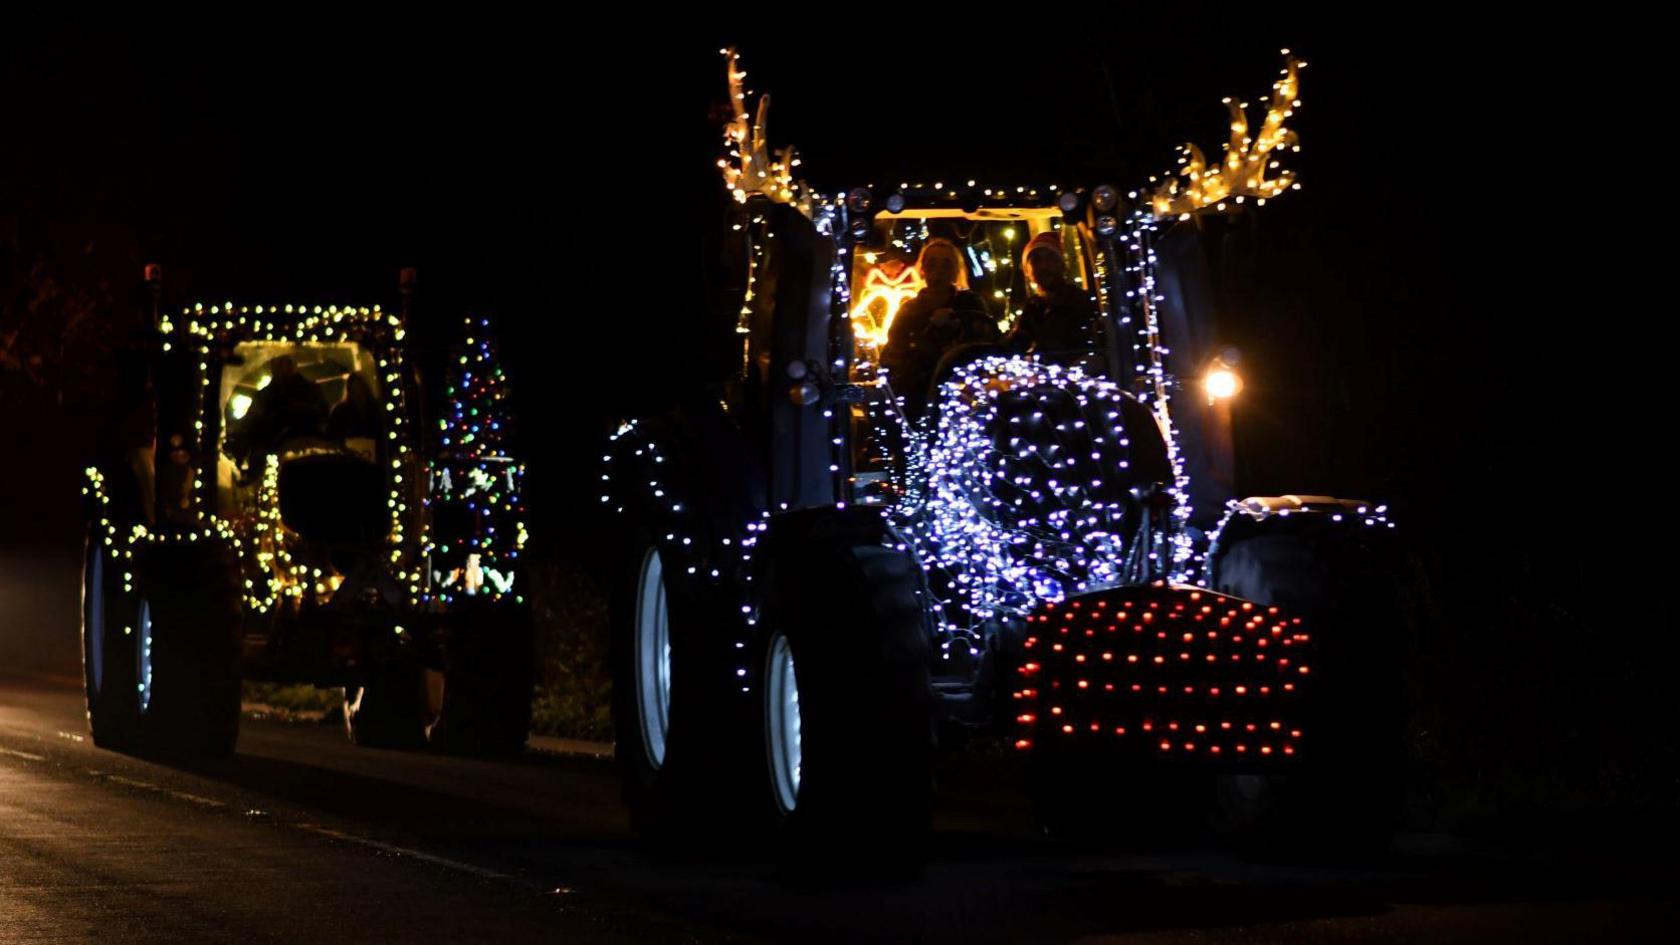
<box><xmin>218</xmin><ymin>340</ymin><xmax>384</xmax><ymax>472</ymax></box>
<box><xmin>844</xmin><ymin>205</ymin><xmax>1107</xmax><ymax>503</ymax></box>
<box><xmin>848</xmin><ymin>207</ymin><xmax>1096</xmax><ymax>366</ymax></box>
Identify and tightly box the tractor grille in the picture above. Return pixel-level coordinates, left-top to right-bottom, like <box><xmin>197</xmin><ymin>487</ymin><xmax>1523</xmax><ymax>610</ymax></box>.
<box><xmin>1013</xmin><ymin>584</ymin><xmax>1311</xmax><ymax>762</ymax></box>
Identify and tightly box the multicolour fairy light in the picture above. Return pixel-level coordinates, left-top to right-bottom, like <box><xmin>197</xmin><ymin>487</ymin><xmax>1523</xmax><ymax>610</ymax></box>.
<box><xmin>429</xmin><ymin>317</ymin><xmax>527</xmax><ymax>603</ymax></box>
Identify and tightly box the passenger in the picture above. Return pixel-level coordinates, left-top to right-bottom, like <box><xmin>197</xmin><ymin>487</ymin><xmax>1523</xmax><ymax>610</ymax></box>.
<box><xmin>880</xmin><ymin>238</ymin><xmax>996</xmax><ymax>417</ymax></box>
<box><xmin>235</xmin><ymin>355</ymin><xmax>328</xmax><ymax>464</ymax></box>
<box><xmin>1004</xmin><ymin>232</ymin><xmax>1101</xmax><ymax>356</ymax></box>
<box><xmin>326</xmin><ymin>373</ymin><xmax>382</xmax><ymax>441</ymax></box>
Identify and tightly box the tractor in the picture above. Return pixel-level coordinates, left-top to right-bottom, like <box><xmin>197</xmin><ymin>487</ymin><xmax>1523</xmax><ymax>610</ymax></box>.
<box><xmin>82</xmin><ymin>267</ymin><xmax>532</xmax><ymax>758</ymax></box>
<box><xmin>601</xmin><ymin>49</ymin><xmax>1402</xmax><ymax>866</ymax></box>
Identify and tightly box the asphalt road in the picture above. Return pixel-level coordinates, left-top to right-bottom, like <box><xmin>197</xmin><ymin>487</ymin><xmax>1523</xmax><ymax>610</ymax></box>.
<box><xmin>2</xmin><ymin>548</ymin><xmax>1675</xmax><ymax>943</ymax></box>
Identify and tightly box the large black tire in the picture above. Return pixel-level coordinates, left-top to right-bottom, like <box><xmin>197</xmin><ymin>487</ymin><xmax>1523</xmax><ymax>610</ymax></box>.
<box><xmin>610</xmin><ymin>534</ymin><xmax>753</xmax><ymax>844</ymax></box>
<box><xmin>1211</xmin><ymin>516</ymin><xmax>1405</xmax><ymax>857</ymax></box>
<box><xmin>428</xmin><ymin>598</ymin><xmax>534</xmax><ymax>757</ymax></box>
<box><xmin>128</xmin><ymin>543</ymin><xmax>244</xmax><ymax>758</ymax></box>
<box><xmin>1026</xmin><ymin>751</ymin><xmax>1212</xmax><ymax>846</ymax></box>
<box><xmin>82</xmin><ymin>524</ymin><xmax>140</xmax><ymax>751</ymax></box>
<box><xmin>755</xmin><ymin>511</ymin><xmax>936</xmax><ymax>873</ymax></box>
<box><xmin>344</xmin><ymin>647</ymin><xmax>428</xmax><ymax>749</ymax></box>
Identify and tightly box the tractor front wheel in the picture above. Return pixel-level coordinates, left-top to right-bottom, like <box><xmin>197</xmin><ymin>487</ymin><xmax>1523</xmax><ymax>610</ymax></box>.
<box><xmin>755</xmin><ymin>519</ymin><xmax>936</xmax><ymax>873</ymax></box>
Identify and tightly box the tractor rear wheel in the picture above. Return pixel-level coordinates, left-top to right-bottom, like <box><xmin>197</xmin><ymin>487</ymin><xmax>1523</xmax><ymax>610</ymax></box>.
<box><xmin>428</xmin><ymin>598</ymin><xmax>534</xmax><ymax>757</ymax></box>
<box><xmin>1211</xmin><ymin>520</ymin><xmax>1405</xmax><ymax>857</ymax></box>
<box><xmin>344</xmin><ymin>652</ymin><xmax>428</xmax><ymax>750</ymax></box>
<box><xmin>82</xmin><ymin>524</ymin><xmax>140</xmax><ymax>751</ymax></box>
<box><xmin>128</xmin><ymin>544</ymin><xmax>243</xmax><ymax>758</ymax></box>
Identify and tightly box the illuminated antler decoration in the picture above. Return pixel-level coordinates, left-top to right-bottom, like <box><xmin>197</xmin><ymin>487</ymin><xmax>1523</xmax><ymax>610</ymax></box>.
<box><xmin>1148</xmin><ymin>53</ymin><xmax>1305</xmax><ymax>218</ymax></box>
<box><xmin>718</xmin><ymin>47</ymin><xmax>810</xmax><ymax>214</ymax></box>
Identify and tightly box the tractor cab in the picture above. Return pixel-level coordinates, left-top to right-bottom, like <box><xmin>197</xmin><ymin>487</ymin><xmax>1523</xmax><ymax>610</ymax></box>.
<box><xmin>846</xmin><ymin>201</ymin><xmax>1113</xmax><ymax>415</ymax></box>
<box><xmin>147</xmin><ymin>305</ymin><xmax>427</xmax><ymax>624</ymax></box>
<box><xmin>219</xmin><ymin>340</ymin><xmax>387</xmax><ymax>469</ymax></box>
<box><xmin>829</xmin><ymin>189</ymin><xmax>1147</xmax><ymax>508</ymax></box>
<box><xmin>216</xmin><ymin>339</ymin><xmax>396</xmax><ymax>565</ymax></box>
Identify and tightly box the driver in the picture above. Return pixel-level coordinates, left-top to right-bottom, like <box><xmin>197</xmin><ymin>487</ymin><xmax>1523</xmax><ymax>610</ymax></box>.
<box><xmin>235</xmin><ymin>355</ymin><xmax>328</xmax><ymax>464</ymax></box>
<box><xmin>327</xmin><ymin>373</ymin><xmax>382</xmax><ymax>441</ymax></box>
<box><xmin>1004</xmin><ymin>232</ymin><xmax>1100</xmax><ymax>356</ymax></box>
<box><xmin>880</xmin><ymin>238</ymin><xmax>996</xmax><ymax>417</ymax></box>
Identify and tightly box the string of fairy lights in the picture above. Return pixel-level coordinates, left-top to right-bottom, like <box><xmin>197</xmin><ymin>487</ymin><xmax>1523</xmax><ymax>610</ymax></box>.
<box><xmin>906</xmin><ymin>356</ymin><xmax>1171</xmax><ymax>653</ymax></box>
<box><xmin>1201</xmin><ymin>497</ymin><xmax>1395</xmax><ymax>587</ymax></box>
<box><xmin>1011</xmin><ymin>586</ymin><xmax>1314</xmax><ymax>756</ymax></box>
<box><xmin>1125</xmin><ymin>214</ymin><xmax>1197</xmax><ymax>579</ymax></box>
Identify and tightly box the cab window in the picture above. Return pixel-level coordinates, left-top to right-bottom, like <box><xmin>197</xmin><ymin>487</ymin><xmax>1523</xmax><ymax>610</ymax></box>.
<box><xmin>215</xmin><ymin>342</ymin><xmax>384</xmax><ymax>507</ymax></box>
<box><xmin>847</xmin><ymin>209</ymin><xmax>1086</xmax><ymax>375</ymax></box>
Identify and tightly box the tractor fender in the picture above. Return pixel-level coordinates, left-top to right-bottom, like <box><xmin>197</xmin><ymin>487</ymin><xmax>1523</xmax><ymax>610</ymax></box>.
<box><xmin>1204</xmin><ymin>496</ymin><xmax>1407</xmax><ymax>851</ymax></box>
<box><xmin>747</xmin><ymin>505</ymin><xmax>934</xmax><ymax>655</ymax></box>
<box><xmin>1206</xmin><ymin>495</ymin><xmax>1396</xmax><ymax>600</ymax></box>
<box><xmin>600</xmin><ymin>395</ymin><xmax>759</xmax><ymax>590</ymax></box>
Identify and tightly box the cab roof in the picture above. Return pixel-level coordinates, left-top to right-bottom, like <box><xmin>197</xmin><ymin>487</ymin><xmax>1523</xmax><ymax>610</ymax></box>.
<box><xmin>161</xmin><ymin>303</ymin><xmax>399</xmax><ymax>343</ymax></box>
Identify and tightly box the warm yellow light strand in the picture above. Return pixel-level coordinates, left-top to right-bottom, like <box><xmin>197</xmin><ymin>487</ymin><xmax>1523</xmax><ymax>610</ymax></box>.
<box><xmin>1148</xmin><ymin>53</ymin><xmax>1306</xmax><ymax>219</ymax></box>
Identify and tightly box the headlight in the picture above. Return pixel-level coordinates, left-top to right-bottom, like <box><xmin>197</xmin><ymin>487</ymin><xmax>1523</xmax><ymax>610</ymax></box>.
<box><xmin>1203</xmin><ymin>366</ymin><xmax>1242</xmax><ymax>401</ymax></box>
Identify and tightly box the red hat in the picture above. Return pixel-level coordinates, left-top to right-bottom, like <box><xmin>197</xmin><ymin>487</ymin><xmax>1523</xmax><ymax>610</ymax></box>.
<box><xmin>1021</xmin><ymin>231</ymin><xmax>1062</xmax><ymax>271</ymax></box>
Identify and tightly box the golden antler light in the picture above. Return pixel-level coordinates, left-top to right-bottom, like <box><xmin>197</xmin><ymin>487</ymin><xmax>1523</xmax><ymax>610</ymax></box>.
<box><xmin>718</xmin><ymin>48</ymin><xmax>809</xmax><ymax>213</ymax></box>
<box><xmin>1148</xmin><ymin>53</ymin><xmax>1305</xmax><ymax>218</ymax></box>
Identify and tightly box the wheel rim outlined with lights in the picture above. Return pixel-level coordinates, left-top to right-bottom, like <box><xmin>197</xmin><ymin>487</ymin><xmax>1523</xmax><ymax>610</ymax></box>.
<box><xmin>136</xmin><ymin>596</ymin><xmax>155</xmax><ymax>714</ymax></box>
<box><xmin>634</xmin><ymin>547</ymin><xmax>672</xmax><ymax>770</ymax></box>
<box><xmin>765</xmin><ymin>630</ymin><xmax>802</xmax><ymax>815</ymax></box>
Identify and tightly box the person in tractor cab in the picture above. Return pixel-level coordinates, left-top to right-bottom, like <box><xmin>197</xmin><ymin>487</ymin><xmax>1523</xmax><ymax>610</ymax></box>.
<box><xmin>233</xmin><ymin>354</ymin><xmax>329</xmax><ymax>465</ymax></box>
<box><xmin>1005</xmin><ymin>232</ymin><xmax>1100</xmax><ymax>357</ymax></box>
<box><xmin>326</xmin><ymin>373</ymin><xmax>382</xmax><ymax>442</ymax></box>
<box><xmin>880</xmin><ymin>237</ymin><xmax>997</xmax><ymax>417</ymax></box>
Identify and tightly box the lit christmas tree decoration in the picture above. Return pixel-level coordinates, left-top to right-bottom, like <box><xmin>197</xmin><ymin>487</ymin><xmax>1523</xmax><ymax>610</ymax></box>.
<box><xmin>429</xmin><ymin>317</ymin><xmax>528</xmax><ymax>603</ymax></box>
